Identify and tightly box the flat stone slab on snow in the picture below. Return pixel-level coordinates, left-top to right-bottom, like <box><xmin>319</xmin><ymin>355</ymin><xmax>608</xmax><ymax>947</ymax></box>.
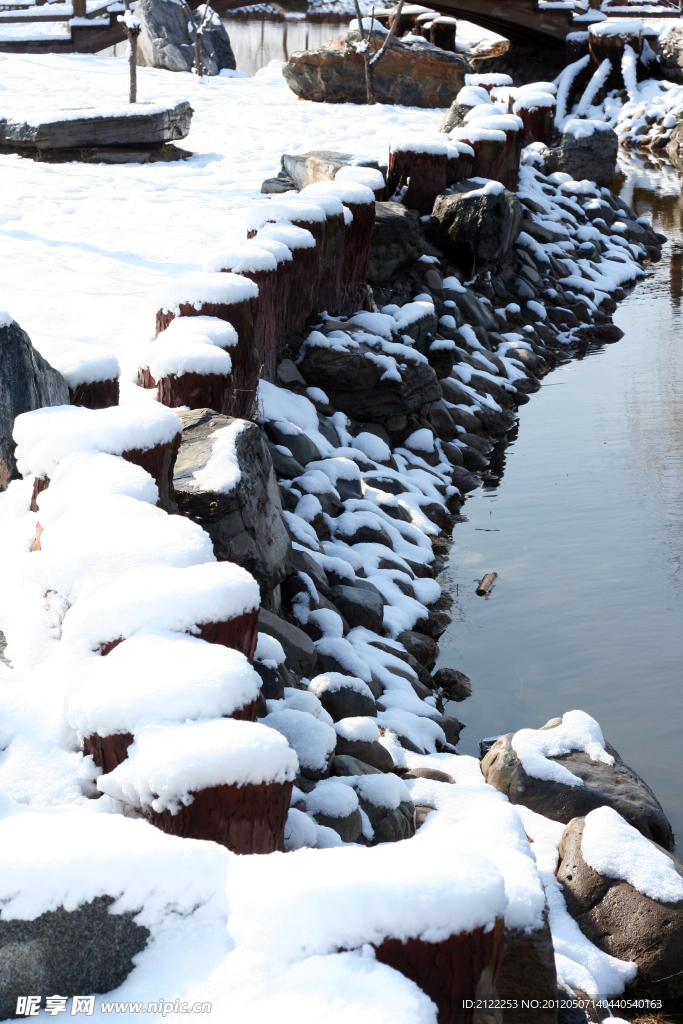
<box><xmin>281</xmin><ymin>150</ymin><xmax>384</xmax><ymax>192</ymax></box>
<box><xmin>0</xmin><ymin>100</ymin><xmax>192</xmax><ymax>152</ymax></box>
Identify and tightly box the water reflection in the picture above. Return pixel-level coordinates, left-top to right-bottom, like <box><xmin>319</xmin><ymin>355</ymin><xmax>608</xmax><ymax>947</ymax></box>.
<box><xmin>439</xmin><ymin>152</ymin><xmax>683</xmax><ymax>850</ymax></box>
<box><xmin>222</xmin><ymin>15</ymin><xmax>346</xmax><ymax>75</ymax></box>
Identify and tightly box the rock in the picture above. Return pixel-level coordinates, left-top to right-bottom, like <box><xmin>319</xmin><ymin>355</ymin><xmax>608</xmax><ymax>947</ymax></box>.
<box><xmin>299</xmin><ymin>339</ymin><xmax>441</xmax><ymax>423</ymax></box>
<box><xmin>438</xmin><ymin>101</ymin><xmax>471</xmax><ymax>134</ymax></box>
<box><xmin>136</xmin><ymin>0</ymin><xmax>236</xmax><ymax>75</ymax></box>
<box><xmin>265</xmin><ymin>439</ymin><xmax>305</xmax><ymax>481</ymax></box>
<box><xmin>263</xmin><ymin>421</ymin><xmax>321</xmax><ymax>467</ymax></box>
<box><xmin>557</xmin><ymin>816</ymin><xmax>683</xmax><ymax>1005</ymax></box>
<box><xmin>335</xmin><ymin>736</ymin><xmax>394</xmax><ymax>772</ymax></box>
<box><xmin>329</xmin><ymin>584</ymin><xmax>384</xmax><ymax>634</ymax></box>
<box><xmin>660</xmin><ymin>26</ymin><xmax>683</xmax><ymax>85</ymax></box>
<box><xmin>434</xmin><ymin>714</ymin><xmax>464</xmax><ymax>748</ymax></box>
<box><xmin>447</xmin><ymin>289</ymin><xmax>499</xmax><ymax>331</ymax></box>
<box><xmin>282</xmin><ymin>31</ymin><xmax>469</xmax><ymax>109</ymax></box>
<box><xmin>276</xmin><ymin>358</ymin><xmax>306</xmax><ymax>389</ymax></box>
<box><xmin>496</xmin><ymin>912</ymin><xmax>558</xmax><ymax>1022</ymax></box>
<box><xmin>361</xmin><ymin>795</ymin><xmax>417</xmax><ymax>844</ymax></box>
<box><xmin>481</xmin><ymin>729</ymin><xmax>674</xmax><ymax>850</ymax></box>
<box><xmin>331</xmin><ymin>754</ymin><xmax>383</xmax><ymax>777</ymax></box>
<box><xmin>314</xmin><ymin>681</ymin><xmax>377</xmax><ymax>723</ymax></box>
<box><xmin>1</xmin><ymin>316</ymin><xmax>69</xmax><ymax>490</ymax></box>
<box><xmin>666</xmin><ymin>122</ymin><xmax>683</xmax><ymax>170</ymax></box>
<box><xmin>309</xmin><ymin>802</ymin><xmax>363</xmax><ymax>843</ymax></box>
<box><xmin>451</xmin><ymin>465</ymin><xmax>481</xmax><ymax>493</ymax></box>
<box><xmin>432</xmin><ymin>667</ymin><xmax>472</xmax><ymax>702</ymax></box>
<box><xmin>253</xmin><ymin>661</ymin><xmax>286</xmax><ymax>701</ymax></box>
<box><xmin>257</xmin><ymin>608</ymin><xmax>318</xmax><ymax>678</ymax></box>
<box><xmin>0</xmin><ymin>897</ymin><xmax>149</xmax><ymax>1020</ymax></box>
<box><xmin>430</xmin><ymin>180</ymin><xmax>523</xmax><ymax>264</ymax></box>
<box><xmin>280</xmin><ymin>149</ymin><xmax>384</xmax><ymax>191</ymax></box>
<box><xmin>261</xmin><ymin>171</ymin><xmax>296</xmax><ymax>194</ymax></box>
<box><xmin>541</xmin><ymin>122</ymin><xmax>619</xmax><ymax>189</ymax></box>
<box><xmin>174</xmin><ymin>409</ymin><xmax>291</xmax><ymax>596</ymax></box>
<box><xmin>290</xmin><ymin>545</ymin><xmax>332</xmax><ymax>598</ymax></box>
<box><xmin>367</xmin><ymin>202</ymin><xmax>425</xmax><ymax>285</ymax></box>
<box><xmin>404</xmin><ymin>766</ymin><xmax>453</xmax><ymax>783</ymax></box>
<box><xmin>396</xmin><ymin>630</ymin><xmax>440</xmax><ymax>669</ymax></box>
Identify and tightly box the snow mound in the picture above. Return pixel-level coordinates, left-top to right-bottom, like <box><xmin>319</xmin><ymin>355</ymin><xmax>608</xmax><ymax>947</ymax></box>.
<box><xmin>512</xmin><ymin>710</ymin><xmax>614</xmax><ymax>787</ymax></box>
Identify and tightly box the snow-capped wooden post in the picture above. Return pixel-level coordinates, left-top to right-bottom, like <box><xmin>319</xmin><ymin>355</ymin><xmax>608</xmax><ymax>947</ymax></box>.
<box><xmin>588</xmin><ymin>20</ymin><xmax>643</xmax><ymax>90</ymax></box>
<box><xmin>300</xmin><ymin>180</ymin><xmax>377</xmax><ymax>316</ymax></box>
<box><xmin>463</xmin><ymin>72</ymin><xmax>513</xmax><ymax>94</ymax></box>
<box><xmin>445</xmin><ymin>139</ymin><xmax>475</xmax><ymax>185</ymax></box>
<box><xmin>566</xmin><ymin>30</ymin><xmax>589</xmax><ymax>63</ymax></box>
<box><xmin>453</xmin><ymin>121</ymin><xmax>520</xmax><ymax>190</ymax></box>
<box><xmin>137</xmin><ymin>341</ymin><xmax>232</xmax><ymax>414</ymax></box>
<box><xmin>513</xmin><ymin>92</ymin><xmax>557</xmax><ymax>145</ymax></box>
<box><xmin>53</xmin><ymin>350</ymin><xmax>121</xmax><ymax>410</ymax></box>
<box><xmin>388</xmin><ymin>2</ymin><xmax>433</xmax><ymax>37</ymax></box>
<box><xmin>121</xmin><ymin>432</ymin><xmax>182</xmax><ymax>512</ymax></box>
<box><xmin>97</xmin><ymin>720</ymin><xmax>299</xmax><ymax>855</ymax></box>
<box><xmin>430</xmin><ymin>15</ymin><xmax>456</xmax><ymax>52</ymax></box>
<box><xmin>387</xmin><ymin>138</ymin><xmax>448</xmax><ymax>215</ymax></box>
<box><xmin>254</xmin><ymin>223</ymin><xmax>318</xmax><ymax>333</ymax></box>
<box><xmin>68</xmin><ymin>633</ymin><xmax>262</xmax><ymax>774</ymax></box>
<box><xmin>155</xmin><ymin>274</ymin><xmax>259</xmax><ymax>419</ymax></box>
<box><xmin>203</xmin><ymin>245</ymin><xmax>282</xmax><ymax>386</ymax></box>
<box><xmin>375</xmin><ymin>917</ymin><xmax>505</xmax><ymax>1023</ymax></box>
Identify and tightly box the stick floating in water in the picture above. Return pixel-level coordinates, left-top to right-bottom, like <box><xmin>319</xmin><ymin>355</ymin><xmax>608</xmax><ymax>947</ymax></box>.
<box><xmin>476</xmin><ymin>572</ymin><xmax>497</xmax><ymax>596</ymax></box>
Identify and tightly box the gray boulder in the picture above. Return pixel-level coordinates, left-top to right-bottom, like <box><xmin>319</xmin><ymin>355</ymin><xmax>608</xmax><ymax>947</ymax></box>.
<box><xmin>541</xmin><ymin>121</ymin><xmax>619</xmax><ymax>188</ymax></box>
<box><xmin>331</xmin><ymin>754</ymin><xmax>382</xmax><ymax>777</ymax></box>
<box><xmin>315</xmin><ymin>681</ymin><xmax>377</xmax><ymax>722</ymax></box>
<box><xmin>0</xmin><ymin>897</ymin><xmax>148</xmax><ymax>1020</ymax></box>
<box><xmin>329</xmin><ymin>584</ymin><xmax>384</xmax><ymax>634</ymax></box>
<box><xmin>430</xmin><ymin>180</ymin><xmax>523</xmax><ymax>264</ymax></box>
<box><xmin>298</xmin><ymin>338</ymin><xmax>441</xmax><ymax>422</ymax></box>
<box><xmin>174</xmin><ymin>409</ymin><xmax>291</xmax><ymax>596</ymax></box>
<box><xmin>308</xmin><ymin>802</ymin><xmax>363</xmax><ymax>843</ymax></box>
<box><xmin>396</xmin><ymin>630</ymin><xmax>439</xmax><ymax>669</ymax></box>
<box><xmin>1</xmin><ymin>317</ymin><xmax>68</xmax><ymax>491</ymax></box>
<box><xmin>263</xmin><ymin>420</ymin><xmax>321</xmax><ymax>467</ymax></box>
<box><xmin>367</xmin><ymin>202</ymin><xmax>425</xmax><ymax>285</ymax></box>
<box><xmin>660</xmin><ymin>25</ymin><xmax>683</xmax><ymax>84</ymax></box>
<box><xmin>557</xmin><ymin>816</ymin><xmax>683</xmax><ymax>1006</ymax></box>
<box><xmin>481</xmin><ymin>726</ymin><xmax>674</xmax><ymax>850</ymax></box>
<box><xmin>335</xmin><ymin>735</ymin><xmax>394</xmax><ymax>772</ymax></box>
<box><xmin>257</xmin><ymin>607</ymin><xmax>318</xmax><ymax>678</ymax></box>
<box><xmin>136</xmin><ymin>0</ymin><xmax>236</xmax><ymax>75</ymax></box>
<box><xmin>360</xmin><ymin>793</ymin><xmax>416</xmax><ymax>844</ymax></box>
<box><xmin>432</xmin><ymin>666</ymin><xmax>472</xmax><ymax>702</ymax></box>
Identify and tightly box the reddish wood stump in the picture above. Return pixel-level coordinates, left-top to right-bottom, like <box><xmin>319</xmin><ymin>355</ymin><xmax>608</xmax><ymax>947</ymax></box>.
<box><xmin>374</xmin><ymin>917</ymin><xmax>505</xmax><ymax>1024</ymax></box>
<box><xmin>30</xmin><ymin>474</ymin><xmax>50</xmax><ymax>513</ymax></box>
<box><xmin>69</xmin><ymin>379</ymin><xmax>120</xmax><ymax>410</ymax></box>
<box><xmin>319</xmin><ymin>209</ymin><xmax>346</xmax><ymax>316</ymax></box>
<box><xmin>339</xmin><ymin>198</ymin><xmax>376</xmax><ymax>316</ymax></box>
<box><xmin>122</xmin><ymin>434</ymin><xmax>181</xmax><ymax>512</ymax></box>
<box><xmin>156</xmin><ymin>298</ymin><xmax>257</xmax><ymax>419</ymax></box>
<box><xmin>456</xmin><ymin>130</ymin><xmax>519</xmax><ymax>190</ymax></box>
<box><xmin>148</xmin><ymin>778</ymin><xmax>293</xmax><ymax>854</ymax></box>
<box><xmin>137</xmin><ymin>366</ymin><xmax>232</xmax><ymax>415</ymax></box>
<box><xmin>430</xmin><ymin>16</ymin><xmax>456</xmax><ymax>52</ymax></box>
<box><xmin>446</xmin><ymin>141</ymin><xmax>475</xmax><ymax>186</ymax></box>
<box><xmin>250</xmin><ymin>216</ymin><xmax>325</xmax><ymax>331</ymax></box>
<box><xmin>513</xmin><ymin>96</ymin><xmax>556</xmax><ymax>145</ymax></box>
<box><xmin>252</xmin><ymin>239</ymin><xmax>294</xmax><ymax>379</ymax></box>
<box><xmin>588</xmin><ymin>21</ymin><xmax>643</xmax><ymax>90</ymax></box>
<box><xmin>389</xmin><ymin>5</ymin><xmax>431</xmax><ymax>36</ymax></box>
<box><xmin>566</xmin><ymin>30</ymin><xmax>589</xmax><ymax>63</ymax></box>
<box><xmin>99</xmin><ymin>608</ymin><xmax>259</xmax><ymax>663</ymax></box>
<box><xmin>387</xmin><ymin>145</ymin><xmax>448</xmax><ymax>216</ymax></box>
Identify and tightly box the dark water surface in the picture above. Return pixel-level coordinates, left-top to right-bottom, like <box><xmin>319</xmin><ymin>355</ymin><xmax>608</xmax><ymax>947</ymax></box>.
<box><xmin>440</xmin><ymin>153</ymin><xmax>683</xmax><ymax>852</ymax></box>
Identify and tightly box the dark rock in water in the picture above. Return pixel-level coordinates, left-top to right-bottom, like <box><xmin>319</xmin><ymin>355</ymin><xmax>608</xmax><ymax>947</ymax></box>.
<box><xmin>430</xmin><ymin>180</ymin><xmax>523</xmax><ymax>264</ymax></box>
<box><xmin>451</xmin><ymin>465</ymin><xmax>481</xmax><ymax>493</ymax></box>
<box><xmin>396</xmin><ymin>630</ymin><xmax>439</xmax><ymax>669</ymax></box>
<box><xmin>257</xmin><ymin>607</ymin><xmax>318</xmax><ymax>678</ymax></box>
<box><xmin>481</xmin><ymin>725</ymin><xmax>674</xmax><ymax>850</ymax></box>
<box><xmin>137</xmin><ymin>0</ymin><xmax>235</xmax><ymax>75</ymax></box>
<box><xmin>335</xmin><ymin>735</ymin><xmax>394</xmax><ymax>772</ymax></box>
<box><xmin>541</xmin><ymin>123</ymin><xmax>619</xmax><ymax>189</ymax></box>
<box><xmin>330</xmin><ymin>584</ymin><xmax>384</xmax><ymax>634</ymax></box>
<box><xmin>433</xmin><ymin>667</ymin><xmax>472</xmax><ymax>702</ymax></box>
<box><xmin>367</xmin><ymin>202</ymin><xmax>426</xmax><ymax>286</ymax></box>
<box><xmin>281</xmin><ymin>149</ymin><xmax>384</xmax><ymax>192</ymax></box>
<box><xmin>434</xmin><ymin>714</ymin><xmax>464</xmax><ymax>747</ymax></box>
<box><xmin>496</xmin><ymin>912</ymin><xmax>558</xmax><ymax>1024</ymax></box>
<box><xmin>174</xmin><ymin>409</ymin><xmax>291</xmax><ymax>596</ymax></box>
<box><xmin>0</xmin><ymin>315</ymin><xmax>69</xmax><ymax>491</ymax></box>
<box><xmin>298</xmin><ymin>338</ymin><xmax>441</xmax><ymax>422</ymax></box>
<box><xmin>282</xmin><ymin>29</ymin><xmax>469</xmax><ymax>108</ymax></box>
<box><xmin>558</xmin><ymin>816</ymin><xmax>683</xmax><ymax>1006</ymax></box>
<box><xmin>0</xmin><ymin>897</ymin><xmax>149</xmax><ymax>1020</ymax></box>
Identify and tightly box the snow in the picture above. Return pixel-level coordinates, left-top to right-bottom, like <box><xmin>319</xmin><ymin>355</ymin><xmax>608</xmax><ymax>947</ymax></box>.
<box><xmin>454</xmin><ymin>85</ymin><xmax>492</xmax><ymax>107</ymax></box>
<box><xmin>310</xmin><ymin>671</ymin><xmax>375</xmax><ymax>701</ymax></box>
<box><xmin>203</xmin><ymin>244</ymin><xmax>277</xmax><ymax>274</ymax></box>
<box><xmin>262</xmin><ymin>708</ymin><xmax>337</xmax><ymax>772</ymax></box>
<box><xmin>335</xmin><ymin>165</ymin><xmax>385</xmax><ymax>190</ymax></box>
<box><xmin>256</xmin><ymin>221</ymin><xmax>316</xmax><ymax>250</ymax></box>
<box><xmin>589</xmin><ymin>17</ymin><xmax>643</xmax><ymax>37</ymax></box>
<box><xmin>284</xmin><ymin>807</ymin><xmax>318</xmax><ymax>851</ymax></box>
<box><xmin>246</xmin><ymin>198</ymin><xmax>328</xmax><ymax>232</ymax></box>
<box><xmin>0</xmin><ymin>809</ymin><xmax>229</xmax><ymax>924</ymax></box>
<box><xmin>98</xmin><ymin>718</ymin><xmax>298</xmax><ymax>813</ymax></box>
<box><xmin>36</xmin><ymin>451</ymin><xmax>159</xmax><ymax>526</ymax></box>
<box><xmin>334</xmin><ymin>716</ymin><xmax>381</xmax><ymax>742</ymax></box>
<box><xmin>180</xmin><ymin>418</ymin><xmax>247</xmax><ymax>494</ymax></box>
<box><xmin>255</xmin><ymin>631</ymin><xmax>285</xmax><ymax>666</ymax></box>
<box><xmin>14</xmin><ymin>402</ymin><xmax>183</xmax><ymax>479</ymax></box>
<box><xmin>61</xmin><ymin>560</ymin><xmax>260</xmax><ymax>650</ymax></box>
<box><xmin>390</xmin><ymin>137</ymin><xmax>447</xmax><ymax>156</ymax></box>
<box><xmin>339</xmin><ymin>771</ymin><xmax>411</xmax><ymax>809</ymax></box>
<box><xmin>159</xmin><ymin>314</ymin><xmax>238</xmax><ymax>349</ymax></box>
<box><xmin>305</xmin><ymin>780</ymin><xmax>359</xmax><ymax>818</ymax></box>
<box><xmin>52</xmin><ymin>347</ymin><xmax>120</xmax><ymax>388</ymax></box>
<box><xmin>155</xmin><ymin>272</ymin><xmax>259</xmax><ymax>315</ymax></box>
<box><xmin>513</xmin><ymin>92</ymin><xmax>556</xmax><ymax>113</ymax></box>
<box><xmin>225</xmin><ymin>837</ymin><xmax>507</xmax><ymax>960</ymax></box>
<box><xmin>562</xmin><ymin>118</ymin><xmax>614</xmax><ymax>140</ymax></box>
<box><xmin>465</xmin><ymin>73</ymin><xmax>512</xmax><ymax>88</ymax></box>
<box><xmin>581</xmin><ymin>806</ymin><xmax>683</xmax><ymax>903</ymax></box>
<box><xmin>300</xmin><ymin>180</ymin><xmax>375</xmax><ymax>205</ymax></box>
<box><xmin>66</xmin><ymin>631</ymin><xmax>260</xmax><ymax>738</ymax></box>
<box><xmin>512</xmin><ymin>710</ymin><xmax>614</xmax><ymax>787</ymax></box>
<box><xmin>142</xmin><ymin>338</ymin><xmax>233</xmax><ymax>380</ymax></box>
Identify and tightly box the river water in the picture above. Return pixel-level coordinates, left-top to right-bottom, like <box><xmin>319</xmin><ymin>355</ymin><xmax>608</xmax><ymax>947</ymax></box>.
<box><xmin>440</xmin><ymin>152</ymin><xmax>683</xmax><ymax>852</ymax></box>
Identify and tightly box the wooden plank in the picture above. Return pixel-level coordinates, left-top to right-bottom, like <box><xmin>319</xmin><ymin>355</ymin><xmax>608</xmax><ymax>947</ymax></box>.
<box><xmin>428</xmin><ymin>0</ymin><xmax>573</xmax><ymax>43</ymax></box>
<box><xmin>476</xmin><ymin>572</ymin><xmax>497</xmax><ymax>596</ymax></box>
<box><xmin>0</xmin><ymin>99</ymin><xmax>193</xmax><ymax>149</ymax></box>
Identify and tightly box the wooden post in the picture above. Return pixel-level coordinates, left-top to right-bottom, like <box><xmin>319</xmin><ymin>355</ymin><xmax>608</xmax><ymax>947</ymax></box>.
<box><xmin>513</xmin><ymin>94</ymin><xmax>556</xmax><ymax>146</ymax></box>
<box><xmin>121</xmin><ymin>433</ymin><xmax>181</xmax><ymax>513</ymax></box>
<box><xmin>69</xmin><ymin>379</ymin><xmax>120</xmax><ymax>410</ymax></box>
<box><xmin>566</xmin><ymin>30</ymin><xmax>589</xmax><ymax>64</ymax></box>
<box><xmin>72</xmin><ymin>0</ymin><xmax>86</xmax><ymax>14</ymax></box>
<box><xmin>430</xmin><ymin>16</ymin><xmax>456</xmax><ymax>52</ymax></box>
<box><xmin>387</xmin><ymin>142</ymin><xmax>448</xmax><ymax>215</ymax></box>
<box><xmin>138</xmin><ymin>367</ymin><xmax>231</xmax><ymax>415</ymax></box>
<box><xmin>588</xmin><ymin>20</ymin><xmax>643</xmax><ymax>90</ymax></box>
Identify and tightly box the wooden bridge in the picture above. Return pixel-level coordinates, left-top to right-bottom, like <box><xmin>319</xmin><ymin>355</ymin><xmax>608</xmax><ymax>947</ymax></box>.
<box><xmin>0</xmin><ymin>0</ymin><xmax>678</xmax><ymax>57</ymax></box>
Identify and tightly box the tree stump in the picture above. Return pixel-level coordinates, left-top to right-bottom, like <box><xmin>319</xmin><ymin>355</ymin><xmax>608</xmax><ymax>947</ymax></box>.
<box><xmin>121</xmin><ymin>434</ymin><xmax>181</xmax><ymax>513</ymax></box>
<box><xmin>387</xmin><ymin>142</ymin><xmax>448</xmax><ymax>215</ymax></box>
<box><xmin>430</xmin><ymin>16</ymin><xmax>456</xmax><ymax>52</ymax></box>
<box><xmin>374</xmin><ymin>917</ymin><xmax>505</xmax><ymax>1024</ymax></box>
<box><xmin>254</xmin><ymin>223</ymin><xmax>319</xmax><ymax>334</ymax></box>
<box><xmin>251</xmin><ymin>238</ymin><xmax>294</xmax><ymax>378</ymax></box>
<box><xmin>137</xmin><ymin>367</ymin><xmax>232</xmax><ymax>416</ymax></box>
<box><xmin>69</xmin><ymin>379</ymin><xmax>120</xmax><ymax>410</ymax></box>
<box><xmin>196</xmin><ymin>609</ymin><xmax>260</xmax><ymax>663</ymax></box>
<box><xmin>513</xmin><ymin>94</ymin><xmax>556</xmax><ymax>145</ymax></box>
<box><xmin>389</xmin><ymin>4</ymin><xmax>434</xmax><ymax>37</ymax></box>
<box><xmin>588</xmin><ymin>20</ymin><xmax>643</xmax><ymax>90</ymax></box>
<box><xmin>155</xmin><ymin>279</ymin><xmax>258</xmax><ymax>420</ymax></box>
<box><xmin>147</xmin><ymin>778</ymin><xmax>293</xmax><ymax>854</ymax></box>
<box><xmin>566</xmin><ymin>30</ymin><xmax>589</xmax><ymax>63</ymax></box>
<box><xmin>446</xmin><ymin>140</ymin><xmax>475</xmax><ymax>185</ymax></box>
<box><xmin>464</xmin><ymin>72</ymin><xmax>513</xmax><ymax>93</ymax></box>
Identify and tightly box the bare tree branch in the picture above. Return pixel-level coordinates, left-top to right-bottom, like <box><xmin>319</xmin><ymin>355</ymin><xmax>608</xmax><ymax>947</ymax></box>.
<box><xmin>353</xmin><ymin>0</ymin><xmax>375</xmax><ymax>104</ymax></box>
<box><xmin>370</xmin><ymin>0</ymin><xmax>405</xmax><ymax>65</ymax></box>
